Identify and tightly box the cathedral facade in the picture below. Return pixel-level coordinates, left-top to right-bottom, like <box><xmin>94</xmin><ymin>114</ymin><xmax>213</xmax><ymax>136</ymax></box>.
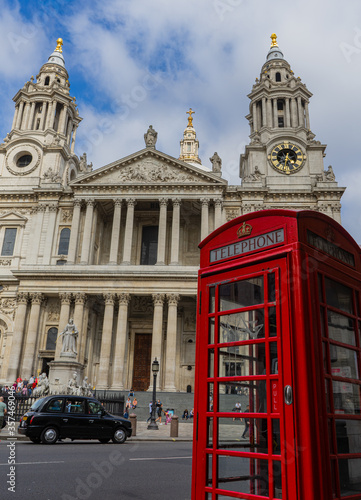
<box><xmin>0</xmin><ymin>35</ymin><xmax>345</xmax><ymax>391</ymax></box>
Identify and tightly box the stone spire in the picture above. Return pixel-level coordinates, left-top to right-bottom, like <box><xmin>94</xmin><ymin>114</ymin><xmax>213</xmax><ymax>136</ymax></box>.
<box><xmin>179</xmin><ymin>108</ymin><xmax>202</xmax><ymax>165</ymax></box>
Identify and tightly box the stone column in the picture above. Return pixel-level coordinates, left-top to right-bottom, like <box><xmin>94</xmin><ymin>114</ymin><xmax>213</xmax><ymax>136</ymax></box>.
<box><xmin>39</xmin><ymin>101</ymin><xmax>48</xmax><ymax>130</ymax></box>
<box><xmin>156</xmin><ymin>198</ymin><xmax>168</xmax><ymax>265</ymax></box>
<box><xmin>67</xmin><ymin>199</ymin><xmax>82</xmax><ymax>264</ymax></box>
<box><xmin>12</xmin><ymin>106</ymin><xmax>19</xmax><ymax>130</ymax></box>
<box><xmin>48</xmin><ymin>101</ymin><xmax>56</xmax><ymax>129</ymax></box>
<box><xmin>58</xmin><ymin>105</ymin><xmax>68</xmax><ymax>135</ymax></box>
<box><xmin>201</xmin><ymin>198</ymin><xmax>210</xmax><ymax>241</ymax></box>
<box><xmin>21</xmin><ymin>293</ymin><xmax>43</xmax><ymax>379</ymax></box>
<box><xmin>122</xmin><ymin>199</ymin><xmax>136</xmax><ymax>264</ymax></box>
<box><xmin>261</xmin><ymin>97</ymin><xmax>267</xmax><ymax>127</ymax></box>
<box><xmin>7</xmin><ymin>293</ymin><xmax>28</xmax><ymax>382</ymax></box>
<box><xmin>150</xmin><ymin>294</ymin><xmax>165</xmax><ymax>391</ymax></box>
<box><xmin>73</xmin><ymin>293</ymin><xmax>86</xmax><ymax>363</ymax></box>
<box><xmin>27</xmin><ymin>102</ymin><xmax>36</xmax><ymax>130</ymax></box>
<box><xmin>305</xmin><ymin>101</ymin><xmax>310</xmax><ymax>129</ymax></box>
<box><xmin>273</xmin><ymin>99</ymin><xmax>278</xmax><ymax>128</ymax></box>
<box><xmin>42</xmin><ymin>204</ymin><xmax>58</xmax><ymax>264</ymax></box>
<box><xmin>111</xmin><ymin>293</ymin><xmax>131</xmax><ymax>390</ymax></box>
<box><xmin>80</xmin><ymin>199</ymin><xmax>95</xmax><ymax>265</ymax></box>
<box><xmin>170</xmin><ymin>199</ymin><xmax>181</xmax><ymax>265</ymax></box>
<box><xmin>290</xmin><ymin>98</ymin><xmax>297</xmax><ymax>127</ymax></box>
<box><xmin>267</xmin><ymin>98</ymin><xmax>273</xmax><ymax>127</ymax></box>
<box><xmin>97</xmin><ymin>294</ymin><xmax>116</xmax><ymax>389</ymax></box>
<box><xmin>164</xmin><ymin>294</ymin><xmax>180</xmax><ymax>392</ymax></box>
<box><xmin>109</xmin><ymin>199</ymin><xmax>122</xmax><ymax>265</ymax></box>
<box><xmin>45</xmin><ymin>101</ymin><xmax>54</xmax><ymax>129</ymax></box>
<box><xmin>285</xmin><ymin>98</ymin><xmax>291</xmax><ymax>127</ymax></box>
<box><xmin>55</xmin><ymin>293</ymin><xmax>72</xmax><ymax>359</ymax></box>
<box><xmin>70</xmin><ymin>126</ymin><xmax>77</xmax><ymax>153</ymax></box>
<box><xmin>21</xmin><ymin>102</ymin><xmax>30</xmax><ymax>130</ymax></box>
<box><xmin>15</xmin><ymin>101</ymin><xmax>24</xmax><ymax>130</ymax></box>
<box><xmin>214</xmin><ymin>199</ymin><xmax>223</xmax><ymax>229</ymax></box>
<box><xmin>252</xmin><ymin>102</ymin><xmax>258</xmax><ymax>131</ymax></box>
<box><xmin>297</xmin><ymin>96</ymin><xmax>304</xmax><ymax>127</ymax></box>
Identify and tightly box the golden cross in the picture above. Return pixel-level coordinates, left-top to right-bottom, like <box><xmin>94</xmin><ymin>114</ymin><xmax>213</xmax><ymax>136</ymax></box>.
<box><xmin>187</xmin><ymin>108</ymin><xmax>195</xmax><ymax>127</ymax></box>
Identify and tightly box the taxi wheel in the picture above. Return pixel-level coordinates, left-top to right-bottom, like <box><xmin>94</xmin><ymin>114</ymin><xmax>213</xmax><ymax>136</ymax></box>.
<box><xmin>112</xmin><ymin>427</ymin><xmax>126</xmax><ymax>444</ymax></box>
<box><xmin>30</xmin><ymin>437</ymin><xmax>41</xmax><ymax>444</ymax></box>
<box><xmin>98</xmin><ymin>438</ymin><xmax>110</xmax><ymax>444</ymax></box>
<box><xmin>41</xmin><ymin>426</ymin><xmax>59</xmax><ymax>444</ymax></box>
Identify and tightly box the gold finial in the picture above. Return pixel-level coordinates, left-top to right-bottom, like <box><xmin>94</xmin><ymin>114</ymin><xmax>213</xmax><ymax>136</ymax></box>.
<box><xmin>186</xmin><ymin>108</ymin><xmax>195</xmax><ymax>127</ymax></box>
<box><xmin>55</xmin><ymin>38</ymin><xmax>63</xmax><ymax>53</ymax></box>
<box><xmin>270</xmin><ymin>33</ymin><xmax>278</xmax><ymax>48</ymax></box>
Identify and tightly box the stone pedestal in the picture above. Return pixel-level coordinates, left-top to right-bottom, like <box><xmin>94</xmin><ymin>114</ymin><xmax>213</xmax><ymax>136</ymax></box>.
<box><xmin>48</xmin><ymin>359</ymin><xmax>84</xmax><ymax>394</ymax></box>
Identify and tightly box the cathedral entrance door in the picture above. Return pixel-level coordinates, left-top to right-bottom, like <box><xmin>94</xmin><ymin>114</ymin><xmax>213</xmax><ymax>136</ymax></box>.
<box><xmin>132</xmin><ymin>333</ymin><xmax>152</xmax><ymax>391</ymax></box>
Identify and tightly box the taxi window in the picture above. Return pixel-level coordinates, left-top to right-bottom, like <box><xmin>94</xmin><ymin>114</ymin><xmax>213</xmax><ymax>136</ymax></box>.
<box><xmin>65</xmin><ymin>399</ymin><xmax>86</xmax><ymax>414</ymax></box>
<box><xmin>88</xmin><ymin>401</ymin><xmax>104</xmax><ymax>415</ymax></box>
<box><xmin>46</xmin><ymin>398</ymin><xmax>64</xmax><ymax>412</ymax></box>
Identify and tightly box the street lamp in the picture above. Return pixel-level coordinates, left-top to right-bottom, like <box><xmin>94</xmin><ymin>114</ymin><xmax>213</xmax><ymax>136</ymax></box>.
<box><xmin>147</xmin><ymin>357</ymin><xmax>159</xmax><ymax>430</ymax></box>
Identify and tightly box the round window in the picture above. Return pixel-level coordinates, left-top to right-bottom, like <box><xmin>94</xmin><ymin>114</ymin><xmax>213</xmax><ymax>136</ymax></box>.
<box><xmin>16</xmin><ymin>154</ymin><xmax>33</xmax><ymax>168</ymax></box>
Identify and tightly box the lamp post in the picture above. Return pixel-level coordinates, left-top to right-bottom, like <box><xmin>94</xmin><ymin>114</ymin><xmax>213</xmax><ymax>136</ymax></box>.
<box><xmin>147</xmin><ymin>357</ymin><xmax>159</xmax><ymax>430</ymax></box>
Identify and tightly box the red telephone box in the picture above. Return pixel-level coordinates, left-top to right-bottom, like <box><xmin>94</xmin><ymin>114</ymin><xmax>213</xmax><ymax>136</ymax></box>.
<box><xmin>192</xmin><ymin>209</ymin><xmax>361</xmax><ymax>500</ymax></box>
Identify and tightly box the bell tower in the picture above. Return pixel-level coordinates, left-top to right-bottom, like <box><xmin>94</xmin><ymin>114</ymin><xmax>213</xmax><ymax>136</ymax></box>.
<box><xmin>0</xmin><ymin>38</ymin><xmax>83</xmax><ymax>189</ymax></box>
<box><xmin>240</xmin><ymin>34</ymin><xmax>345</xmax><ymax>222</ymax></box>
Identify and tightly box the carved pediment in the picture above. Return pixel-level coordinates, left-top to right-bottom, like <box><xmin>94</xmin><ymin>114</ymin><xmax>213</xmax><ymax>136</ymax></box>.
<box><xmin>0</xmin><ymin>212</ymin><xmax>28</xmax><ymax>224</ymax></box>
<box><xmin>72</xmin><ymin>149</ymin><xmax>226</xmax><ymax>187</ymax></box>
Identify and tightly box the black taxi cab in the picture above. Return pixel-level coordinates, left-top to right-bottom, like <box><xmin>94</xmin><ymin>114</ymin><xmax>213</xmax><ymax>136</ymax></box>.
<box><xmin>18</xmin><ymin>395</ymin><xmax>132</xmax><ymax>444</ymax></box>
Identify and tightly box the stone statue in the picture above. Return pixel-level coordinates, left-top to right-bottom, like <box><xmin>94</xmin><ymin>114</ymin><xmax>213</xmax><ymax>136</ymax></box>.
<box><xmin>59</xmin><ymin>318</ymin><xmax>78</xmax><ymax>356</ymax></box>
<box><xmin>78</xmin><ymin>376</ymin><xmax>93</xmax><ymax>397</ymax></box>
<box><xmin>67</xmin><ymin>372</ymin><xmax>78</xmax><ymax>395</ymax></box>
<box><xmin>79</xmin><ymin>153</ymin><xmax>87</xmax><ymax>172</ymax></box>
<box><xmin>209</xmin><ymin>152</ymin><xmax>222</xmax><ymax>174</ymax></box>
<box><xmin>43</xmin><ymin>166</ymin><xmax>61</xmax><ymax>183</ymax></box>
<box><xmin>33</xmin><ymin>373</ymin><xmax>50</xmax><ymax>397</ymax></box>
<box><xmin>325</xmin><ymin>165</ymin><xmax>335</xmax><ymax>181</ymax></box>
<box><xmin>144</xmin><ymin>125</ymin><xmax>157</xmax><ymax>148</ymax></box>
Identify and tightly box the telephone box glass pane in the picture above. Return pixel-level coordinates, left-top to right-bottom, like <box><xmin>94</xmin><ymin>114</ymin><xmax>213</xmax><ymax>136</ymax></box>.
<box><xmin>206</xmin><ymin>454</ymin><xmax>212</xmax><ymax>486</ymax></box>
<box><xmin>218</xmin><ymin>344</ymin><xmax>266</xmax><ymax>377</ymax></box>
<box><xmin>209</xmin><ymin>349</ymin><xmax>214</xmax><ymax>378</ymax></box>
<box><xmin>209</xmin><ymin>287</ymin><xmax>215</xmax><ymax>313</ymax></box>
<box><xmin>207</xmin><ymin>418</ymin><xmax>213</xmax><ymax>447</ymax></box>
<box><xmin>330</xmin><ymin>346</ymin><xmax>359</xmax><ymax>379</ymax></box>
<box><xmin>218</xmin><ymin>417</ymin><xmax>268</xmax><ymax>453</ymax></box>
<box><xmin>272</xmin><ymin>419</ymin><xmax>281</xmax><ymax>455</ymax></box>
<box><xmin>328</xmin><ymin>310</ymin><xmax>356</xmax><ymax>346</ymax></box>
<box><xmin>338</xmin><ymin>458</ymin><xmax>361</xmax><ymax>496</ymax></box>
<box><xmin>217</xmin><ymin>456</ymin><xmax>269</xmax><ymax>495</ymax></box>
<box><xmin>209</xmin><ymin>383</ymin><xmax>214</xmax><ymax>411</ymax></box>
<box><xmin>209</xmin><ymin>318</ymin><xmax>215</xmax><ymax>344</ymax></box>
<box><xmin>218</xmin><ymin>382</ymin><xmax>267</xmax><ymax>413</ymax></box>
<box><xmin>269</xmin><ymin>306</ymin><xmax>277</xmax><ymax>337</ymax></box>
<box><xmin>332</xmin><ymin>381</ymin><xmax>361</xmax><ymax>414</ymax></box>
<box><xmin>325</xmin><ymin>277</ymin><xmax>353</xmax><ymax>314</ymax></box>
<box><xmin>219</xmin><ymin>311</ymin><xmax>265</xmax><ymax>343</ymax></box>
<box><xmin>219</xmin><ymin>277</ymin><xmax>264</xmax><ymax>311</ymax></box>
<box><xmin>268</xmin><ymin>273</ymin><xmax>276</xmax><ymax>303</ymax></box>
<box><xmin>273</xmin><ymin>460</ymin><xmax>282</xmax><ymax>498</ymax></box>
<box><xmin>336</xmin><ymin>420</ymin><xmax>361</xmax><ymax>454</ymax></box>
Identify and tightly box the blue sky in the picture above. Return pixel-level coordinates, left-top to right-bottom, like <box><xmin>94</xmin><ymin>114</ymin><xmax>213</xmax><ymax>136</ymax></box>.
<box><xmin>1</xmin><ymin>0</ymin><xmax>361</xmax><ymax>242</ymax></box>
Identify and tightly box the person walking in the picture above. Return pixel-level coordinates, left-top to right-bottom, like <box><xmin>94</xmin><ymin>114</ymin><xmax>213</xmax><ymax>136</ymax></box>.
<box><xmin>0</xmin><ymin>396</ymin><xmax>7</xmax><ymax>434</ymax></box>
<box><xmin>155</xmin><ymin>399</ymin><xmax>163</xmax><ymax>424</ymax></box>
<box><xmin>146</xmin><ymin>401</ymin><xmax>153</xmax><ymax>423</ymax></box>
<box><xmin>242</xmin><ymin>405</ymin><xmax>250</xmax><ymax>438</ymax></box>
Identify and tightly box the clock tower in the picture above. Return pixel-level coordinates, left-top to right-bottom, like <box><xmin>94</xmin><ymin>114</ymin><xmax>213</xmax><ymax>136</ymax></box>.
<box><xmin>240</xmin><ymin>34</ymin><xmax>345</xmax><ymax>222</ymax></box>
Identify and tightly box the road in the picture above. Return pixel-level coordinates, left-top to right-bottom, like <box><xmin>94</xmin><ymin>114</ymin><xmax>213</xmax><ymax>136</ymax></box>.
<box><xmin>0</xmin><ymin>439</ymin><xmax>192</xmax><ymax>500</ymax></box>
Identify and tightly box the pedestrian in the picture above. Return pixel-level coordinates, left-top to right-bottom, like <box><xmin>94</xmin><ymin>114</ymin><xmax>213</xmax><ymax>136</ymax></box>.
<box><xmin>125</xmin><ymin>397</ymin><xmax>132</xmax><ymax>411</ymax></box>
<box><xmin>182</xmin><ymin>409</ymin><xmax>189</xmax><ymax>420</ymax></box>
<box><xmin>242</xmin><ymin>405</ymin><xmax>250</xmax><ymax>438</ymax></box>
<box><xmin>146</xmin><ymin>401</ymin><xmax>153</xmax><ymax>423</ymax></box>
<box><xmin>155</xmin><ymin>399</ymin><xmax>163</xmax><ymax>424</ymax></box>
<box><xmin>0</xmin><ymin>396</ymin><xmax>7</xmax><ymax>434</ymax></box>
<box><xmin>165</xmin><ymin>411</ymin><xmax>172</xmax><ymax>425</ymax></box>
<box><xmin>132</xmin><ymin>397</ymin><xmax>137</xmax><ymax>409</ymax></box>
<box><xmin>128</xmin><ymin>388</ymin><xmax>134</xmax><ymax>398</ymax></box>
<box><xmin>189</xmin><ymin>408</ymin><xmax>194</xmax><ymax>419</ymax></box>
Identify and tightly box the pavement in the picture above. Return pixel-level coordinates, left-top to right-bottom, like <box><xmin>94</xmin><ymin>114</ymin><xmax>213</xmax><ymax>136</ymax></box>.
<box><xmin>0</xmin><ymin>418</ymin><xmax>194</xmax><ymax>442</ymax></box>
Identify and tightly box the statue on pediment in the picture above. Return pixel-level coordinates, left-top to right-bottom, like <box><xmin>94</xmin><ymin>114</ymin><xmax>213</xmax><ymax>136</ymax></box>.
<box><xmin>210</xmin><ymin>152</ymin><xmax>222</xmax><ymax>174</ymax></box>
<box><xmin>144</xmin><ymin>125</ymin><xmax>158</xmax><ymax>148</ymax></box>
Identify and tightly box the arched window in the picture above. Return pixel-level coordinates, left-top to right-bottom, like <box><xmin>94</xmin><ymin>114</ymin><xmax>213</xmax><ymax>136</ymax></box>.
<box><xmin>275</xmin><ymin>72</ymin><xmax>281</xmax><ymax>82</ymax></box>
<box><xmin>44</xmin><ymin>76</ymin><xmax>50</xmax><ymax>86</ymax></box>
<box><xmin>58</xmin><ymin>228</ymin><xmax>70</xmax><ymax>255</ymax></box>
<box><xmin>46</xmin><ymin>327</ymin><xmax>58</xmax><ymax>350</ymax></box>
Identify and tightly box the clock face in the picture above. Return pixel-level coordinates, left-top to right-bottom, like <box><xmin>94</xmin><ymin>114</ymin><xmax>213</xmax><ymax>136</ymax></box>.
<box><xmin>269</xmin><ymin>142</ymin><xmax>305</xmax><ymax>174</ymax></box>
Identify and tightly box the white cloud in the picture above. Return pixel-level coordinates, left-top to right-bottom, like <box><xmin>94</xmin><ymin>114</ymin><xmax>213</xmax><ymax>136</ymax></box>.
<box><xmin>1</xmin><ymin>0</ymin><xmax>361</xmax><ymax>242</ymax></box>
